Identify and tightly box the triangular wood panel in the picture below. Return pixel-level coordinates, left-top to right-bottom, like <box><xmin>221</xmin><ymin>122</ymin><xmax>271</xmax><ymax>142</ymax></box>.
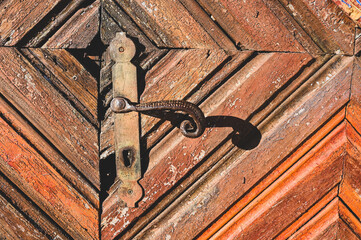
<box><xmin>1</xmin><ymin>0</ymin><xmax>361</xmax><ymax>239</ymax></box>
<box><xmin>0</xmin><ymin>1</ymin><xmax>101</xmax><ymax>239</ymax></box>
<box><xmin>100</xmin><ymin>0</ymin><xmax>361</xmax><ymax>240</ymax></box>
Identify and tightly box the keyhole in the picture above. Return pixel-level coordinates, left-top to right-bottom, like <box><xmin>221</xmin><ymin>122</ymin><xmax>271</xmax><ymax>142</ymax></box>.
<box><xmin>122</xmin><ymin>148</ymin><xmax>134</xmax><ymax>167</ymax></box>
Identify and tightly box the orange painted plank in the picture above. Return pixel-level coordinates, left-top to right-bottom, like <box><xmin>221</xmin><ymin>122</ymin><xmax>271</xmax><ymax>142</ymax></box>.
<box><xmin>101</xmin><ymin>52</ymin><xmax>315</xmax><ymax>239</ymax></box>
<box><xmin>28</xmin><ymin>48</ymin><xmax>98</xmax><ymax>120</ymax></box>
<box><xmin>278</xmin><ymin>0</ymin><xmax>355</xmax><ymax>54</ymax></box>
<box><xmin>347</xmin><ymin>57</ymin><xmax>361</xmax><ymax>133</ymax></box>
<box><xmin>276</xmin><ymin>188</ymin><xmax>339</xmax><ymax>240</ymax></box>
<box><xmin>0</xmin><ymin>0</ymin><xmax>61</xmax><ymax>46</ymax></box>
<box><xmin>43</xmin><ymin>0</ymin><xmax>99</xmax><ymax>48</ymax></box>
<box><xmin>339</xmin><ymin>123</ymin><xmax>361</xmax><ymax>220</ymax></box>
<box><xmin>0</xmin><ymin>171</ymin><xmax>70</xmax><ymax>239</ymax></box>
<box><xmin>0</xmin><ymin>193</ymin><xmax>48</xmax><ymax>240</ymax></box>
<box><xmin>202</xmin><ymin>108</ymin><xmax>345</xmax><ymax>240</ymax></box>
<box><xmin>288</xmin><ymin>198</ymin><xmax>340</xmax><ymax>240</ymax></box>
<box><xmin>289</xmin><ymin>199</ymin><xmax>361</xmax><ymax>239</ymax></box>
<box><xmin>0</xmin><ymin>95</ymin><xmax>99</xmax><ymax>208</ymax></box>
<box><xmin>126</xmin><ymin>55</ymin><xmax>352</xmax><ymax>240</ymax></box>
<box><xmin>115</xmin><ymin>0</ymin><xmax>219</xmax><ymax>48</ymax></box>
<box><xmin>339</xmin><ymin>200</ymin><xmax>361</xmax><ymax>237</ymax></box>
<box><xmin>0</xmin><ymin>116</ymin><xmax>98</xmax><ymax>239</ymax></box>
<box><xmin>213</xmin><ymin>123</ymin><xmax>346</xmax><ymax>239</ymax></box>
<box><xmin>197</xmin><ymin>0</ymin><xmax>305</xmax><ymax>52</ymax></box>
<box><xmin>0</xmin><ymin>47</ymin><xmax>99</xmax><ymax>188</ymax></box>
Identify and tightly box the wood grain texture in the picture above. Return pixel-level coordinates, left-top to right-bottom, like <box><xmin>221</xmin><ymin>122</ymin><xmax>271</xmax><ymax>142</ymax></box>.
<box><xmin>212</xmin><ymin>123</ymin><xmax>347</xmax><ymax>239</ymax></box>
<box><xmin>278</xmin><ymin>0</ymin><xmax>356</xmax><ymax>54</ymax></box>
<box><xmin>0</xmin><ymin>95</ymin><xmax>99</xmax><ymax>209</ymax></box>
<box><xmin>0</xmin><ymin>116</ymin><xmax>98</xmax><ymax>239</ymax></box>
<box><xmin>0</xmin><ymin>0</ymin><xmax>61</xmax><ymax>45</ymax></box>
<box><xmin>43</xmin><ymin>0</ymin><xmax>99</xmax><ymax>48</ymax></box>
<box><xmin>0</xmin><ymin>193</ymin><xmax>48</xmax><ymax>240</ymax></box>
<box><xmin>347</xmin><ymin>57</ymin><xmax>361</xmax><ymax>134</ymax></box>
<box><xmin>0</xmin><ymin>170</ymin><xmax>70</xmax><ymax>240</ymax></box>
<box><xmin>356</xmin><ymin>28</ymin><xmax>361</xmax><ymax>55</ymax></box>
<box><xmin>126</xmin><ymin>55</ymin><xmax>351</xmax><ymax>240</ymax></box>
<box><xmin>0</xmin><ymin>47</ymin><xmax>99</xmax><ymax>188</ymax></box>
<box><xmin>0</xmin><ymin>0</ymin><xmax>99</xmax><ymax>47</ymax></box>
<box><xmin>99</xmin><ymin>1</ymin><xmax>361</xmax><ymax>240</ymax></box>
<box><xmin>196</xmin><ymin>0</ymin><xmax>306</xmax><ymax>52</ymax></box>
<box><xmin>25</xmin><ymin>48</ymin><xmax>98</xmax><ymax>124</ymax></box>
<box><xmin>112</xmin><ymin>0</ymin><xmax>220</xmax><ymax>49</ymax></box>
<box><xmin>103</xmin><ymin>53</ymin><xmax>350</xmax><ymax>239</ymax></box>
<box><xmin>331</xmin><ymin>0</ymin><xmax>361</xmax><ymax>27</ymax></box>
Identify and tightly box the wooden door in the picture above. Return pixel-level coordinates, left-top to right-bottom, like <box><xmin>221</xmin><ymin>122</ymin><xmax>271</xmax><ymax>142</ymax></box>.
<box><xmin>100</xmin><ymin>0</ymin><xmax>361</xmax><ymax>239</ymax></box>
<box><xmin>0</xmin><ymin>1</ymin><xmax>100</xmax><ymax>239</ymax></box>
<box><xmin>1</xmin><ymin>0</ymin><xmax>361</xmax><ymax>240</ymax></box>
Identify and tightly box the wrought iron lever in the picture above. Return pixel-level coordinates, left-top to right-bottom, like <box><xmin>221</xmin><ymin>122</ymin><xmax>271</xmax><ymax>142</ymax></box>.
<box><xmin>111</xmin><ymin>97</ymin><xmax>206</xmax><ymax>138</ymax></box>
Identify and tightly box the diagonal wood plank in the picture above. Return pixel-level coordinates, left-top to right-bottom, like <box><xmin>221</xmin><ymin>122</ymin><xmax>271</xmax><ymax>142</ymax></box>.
<box><xmin>119</xmin><ymin>55</ymin><xmax>352</xmax><ymax>240</ymax></box>
<box><xmin>0</xmin><ymin>115</ymin><xmax>98</xmax><ymax>239</ymax></box>
<box><xmin>0</xmin><ymin>0</ymin><xmax>99</xmax><ymax>48</ymax></box>
<box><xmin>0</xmin><ymin>47</ymin><xmax>99</xmax><ymax>189</ymax></box>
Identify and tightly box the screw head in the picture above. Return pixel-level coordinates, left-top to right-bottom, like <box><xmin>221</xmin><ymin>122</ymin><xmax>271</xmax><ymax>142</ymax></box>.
<box><xmin>111</xmin><ymin>98</ymin><xmax>126</xmax><ymax>112</ymax></box>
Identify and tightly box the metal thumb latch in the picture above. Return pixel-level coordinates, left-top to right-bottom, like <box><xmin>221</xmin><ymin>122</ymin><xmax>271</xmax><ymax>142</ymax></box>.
<box><xmin>108</xmin><ymin>32</ymin><xmax>206</xmax><ymax>207</ymax></box>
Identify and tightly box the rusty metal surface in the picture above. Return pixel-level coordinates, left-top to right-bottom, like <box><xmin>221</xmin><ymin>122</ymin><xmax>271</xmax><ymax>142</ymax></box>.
<box><xmin>108</xmin><ymin>32</ymin><xmax>143</xmax><ymax>208</ymax></box>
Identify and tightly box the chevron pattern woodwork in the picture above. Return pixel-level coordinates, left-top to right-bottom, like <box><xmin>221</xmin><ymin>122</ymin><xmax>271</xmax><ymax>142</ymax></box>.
<box><xmin>0</xmin><ymin>1</ymin><xmax>100</xmax><ymax>239</ymax></box>
<box><xmin>100</xmin><ymin>0</ymin><xmax>361</xmax><ymax>240</ymax></box>
<box><xmin>1</xmin><ymin>0</ymin><xmax>361</xmax><ymax>239</ymax></box>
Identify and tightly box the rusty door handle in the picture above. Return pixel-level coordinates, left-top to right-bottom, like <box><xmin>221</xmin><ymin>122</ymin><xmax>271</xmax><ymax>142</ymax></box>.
<box><xmin>111</xmin><ymin>97</ymin><xmax>206</xmax><ymax>138</ymax></box>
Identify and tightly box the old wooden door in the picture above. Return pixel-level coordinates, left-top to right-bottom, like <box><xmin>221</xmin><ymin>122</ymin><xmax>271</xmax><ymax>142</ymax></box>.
<box><xmin>1</xmin><ymin>0</ymin><xmax>361</xmax><ymax>239</ymax></box>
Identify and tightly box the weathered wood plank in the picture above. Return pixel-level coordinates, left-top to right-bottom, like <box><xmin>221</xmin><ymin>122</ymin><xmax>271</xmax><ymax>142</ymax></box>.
<box><xmin>126</xmin><ymin>55</ymin><xmax>352</xmax><ymax>240</ymax></box>
<box><xmin>144</xmin><ymin>51</ymin><xmax>254</xmax><ymax>149</ymax></box>
<box><xmin>0</xmin><ymin>193</ymin><xmax>47</xmax><ymax>240</ymax></box>
<box><xmin>177</xmin><ymin>0</ymin><xmax>236</xmax><ymax>50</ymax></box>
<box><xmin>276</xmin><ymin>188</ymin><xmax>339</xmax><ymax>239</ymax></box>
<box><xmin>0</xmin><ymin>48</ymin><xmax>99</xmax><ymax>188</ymax></box>
<box><xmin>26</xmin><ymin>48</ymin><xmax>98</xmax><ymax>121</ymax></box>
<box><xmin>101</xmin><ymin>52</ymin><xmax>315</xmax><ymax>238</ymax></box>
<box><xmin>212</xmin><ymin>123</ymin><xmax>346</xmax><ymax>239</ymax></box>
<box><xmin>43</xmin><ymin>0</ymin><xmax>99</xmax><ymax>48</ymax></box>
<box><xmin>356</xmin><ymin>28</ymin><xmax>361</xmax><ymax>55</ymax></box>
<box><xmin>0</xmin><ymin>115</ymin><xmax>98</xmax><ymax>239</ymax></box>
<box><xmin>279</xmin><ymin>0</ymin><xmax>355</xmax><ymax>54</ymax></box>
<box><xmin>114</xmin><ymin>0</ymin><xmax>220</xmax><ymax>48</ymax></box>
<box><xmin>347</xmin><ymin>57</ymin><xmax>361</xmax><ymax>134</ymax></box>
<box><xmin>0</xmin><ymin>172</ymin><xmax>70</xmax><ymax>239</ymax></box>
<box><xmin>0</xmin><ymin>95</ymin><xmax>99</xmax><ymax>208</ymax></box>
<box><xmin>196</xmin><ymin>0</ymin><xmax>305</xmax><ymax>52</ymax></box>
<box><xmin>141</xmin><ymin>49</ymin><xmax>228</xmax><ymax>132</ymax></box>
<box><xmin>0</xmin><ymin>0</ymin><xmax>61</xmax><ymax>46</ymax></box>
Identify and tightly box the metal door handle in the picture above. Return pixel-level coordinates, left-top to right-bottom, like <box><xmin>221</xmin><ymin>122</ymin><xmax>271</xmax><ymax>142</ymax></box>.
<box><xmin>111</xmin><ymin>97</ymin><xmax>206</xmax><ymax>138</ymax></box>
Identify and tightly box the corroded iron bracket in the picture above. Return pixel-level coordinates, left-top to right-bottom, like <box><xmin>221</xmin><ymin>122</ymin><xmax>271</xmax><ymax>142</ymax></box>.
<box><xmin>108</xmin><ymin>32</ymin><xmax>143</xmax><ymax>207</ymax></box>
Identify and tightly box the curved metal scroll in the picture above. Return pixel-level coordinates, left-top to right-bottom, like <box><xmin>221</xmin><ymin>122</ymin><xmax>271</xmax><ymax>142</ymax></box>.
<box><xmin>111</xmin><ymin>97</ymin><xmax>206</xmax><ymax>138</ymax></box>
